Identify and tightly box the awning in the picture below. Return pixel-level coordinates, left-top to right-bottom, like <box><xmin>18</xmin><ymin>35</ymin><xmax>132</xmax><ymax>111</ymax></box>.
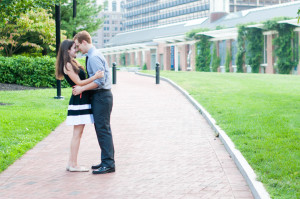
<box><xmin>99</xmin><ymin>42</ymin><xmax>153</xmax><ymax>54</ymax></box>
<box><xmin>196</xmin><ymin>28</ymin><xmax>238</xmax><ymax>41</ymax></box>
<box><xmin>278</xmin><ymin>19</ymin><xmax>300</xmax><ymax>27</ymax></box>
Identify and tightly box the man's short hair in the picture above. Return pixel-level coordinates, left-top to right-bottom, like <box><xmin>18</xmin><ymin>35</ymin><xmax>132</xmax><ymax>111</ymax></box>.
<box><xmin>73</xmin><ymin>30</ymin><xmax>92</xmax><ymax>44</ymax></box>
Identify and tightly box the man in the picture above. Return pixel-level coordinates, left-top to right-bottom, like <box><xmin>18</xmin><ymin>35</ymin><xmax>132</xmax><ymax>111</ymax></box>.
<box><xmin>73</xmin><ymin>31</ymin><xmax>115</xmax><ymax>174</ymax></box>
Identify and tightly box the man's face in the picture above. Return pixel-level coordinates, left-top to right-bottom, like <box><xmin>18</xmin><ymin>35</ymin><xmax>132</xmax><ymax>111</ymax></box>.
<box><xmin>74</xmin><ymin>39</ymin><xmax>85</xmax><ymax>54</ymax></box>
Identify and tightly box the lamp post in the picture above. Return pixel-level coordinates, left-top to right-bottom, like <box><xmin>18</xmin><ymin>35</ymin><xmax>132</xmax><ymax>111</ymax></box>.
<box><xmin>73</xmin><ymin>0</ymin><xmax>76</xmax><ymax>37</ymax></box>
<box><xmin>54</xmin><ymin>3</ymin><xmax>64</xmax><ymax>100</ymax></box>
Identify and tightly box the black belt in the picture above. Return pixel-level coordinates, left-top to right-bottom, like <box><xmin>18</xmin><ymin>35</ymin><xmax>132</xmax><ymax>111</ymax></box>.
<box><xmin>93</xmin><ymin>89</ymin><xmax>111</xmax><ymax>93</ymax></box>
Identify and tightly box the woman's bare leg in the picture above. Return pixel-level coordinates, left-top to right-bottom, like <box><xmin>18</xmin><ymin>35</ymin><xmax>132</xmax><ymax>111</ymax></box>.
<box><xmin>68</xmin><ymin>124</ymin><xmax>85</xmax><ymax>168</ymax></box>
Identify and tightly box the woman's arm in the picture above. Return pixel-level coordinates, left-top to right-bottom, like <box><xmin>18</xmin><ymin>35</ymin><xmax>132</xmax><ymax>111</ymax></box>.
<box><xmin>64</xmin><ymin>62</ymin><xmax>104</xmax><ymax>86</ymax></box>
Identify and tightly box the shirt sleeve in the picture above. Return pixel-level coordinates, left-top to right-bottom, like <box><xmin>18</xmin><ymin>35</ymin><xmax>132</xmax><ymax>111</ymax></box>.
<box><xmin>88</xmin><ymin>56</ymin><xmax>106</xmax><ymax>88</ymax></box>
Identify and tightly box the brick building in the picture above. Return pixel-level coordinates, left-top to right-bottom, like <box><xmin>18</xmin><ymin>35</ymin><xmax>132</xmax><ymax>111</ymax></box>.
<box><xmin>101</xmin><ymin>1</ymin><xmax>300</xmax><ymax>75</ymax></box>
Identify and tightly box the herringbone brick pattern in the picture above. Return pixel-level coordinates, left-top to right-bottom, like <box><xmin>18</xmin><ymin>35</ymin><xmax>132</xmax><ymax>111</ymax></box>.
<box><xmin>0</xmin><ymin>72</ymin><xmax>253</xmax><ymax>199</ymax></box>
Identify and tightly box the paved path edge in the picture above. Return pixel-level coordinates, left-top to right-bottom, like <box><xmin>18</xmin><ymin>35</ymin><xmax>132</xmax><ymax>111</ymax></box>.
<box><xmin>135</xmin><ymin>72</ymin><xmax>270</xmax><ymax>199</ymax></box>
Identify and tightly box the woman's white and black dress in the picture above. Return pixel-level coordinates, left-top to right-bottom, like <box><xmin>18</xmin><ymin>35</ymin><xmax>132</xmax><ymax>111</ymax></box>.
<box><xmin>64</xmin><ymin>68</ymin><xmax>94</xmax><ymax>125</ymax></box>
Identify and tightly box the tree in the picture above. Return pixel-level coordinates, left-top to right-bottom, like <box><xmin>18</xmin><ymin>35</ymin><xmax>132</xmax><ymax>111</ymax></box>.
<box><xmin>59</xmin><ymin>0</ymin><xmax>104</xmax><ymax>38</ymax></box>
<box><xmin>0</xmin><ymin>8</ymin><xmax>58</xmax><ymax>56</ymax></box>
<box><xmin>195</xmin><ymin>35</ymin><xmax>211</xmax><ymax>72</ymax></box>
<box><xmin>245</xmin><ymin>28</ymin><xmax>263</xmax><ymax>73</ymax></box>
<box><xmin>236</xmin><ymin>25</ymin><xmax>246</xmax><ymax>73</ymax></box>
<box><xmin>0</xmin><ymin>0</ymin><xmax>57</xmax><ymax>23</ymax></box>
<box><xmin>264</xmin><ymin>17</ymin><xmax>296</xmax><ymax>74</ymax></box>
<box><xmin>211</xmin><ymin>43</ymin><xmax>220</xmax><ymax>72</ymax></box>
<box><xmin>225</xmin><ymin>49</ymin><xmax>231</xmax><ymax>72</ymax></box>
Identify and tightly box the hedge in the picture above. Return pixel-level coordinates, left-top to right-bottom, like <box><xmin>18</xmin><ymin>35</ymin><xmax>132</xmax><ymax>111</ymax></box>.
<box><xmin>0</xmin><ymin>56</ymin><xmax>68</xmax><ymax>88</ymax></box>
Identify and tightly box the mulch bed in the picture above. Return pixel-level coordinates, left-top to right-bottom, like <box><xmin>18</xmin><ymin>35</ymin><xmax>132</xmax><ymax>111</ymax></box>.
<box><xmin>0</xmin><ymin>83</ymin><xmax>46</xmax><ymax>91</ymax></box>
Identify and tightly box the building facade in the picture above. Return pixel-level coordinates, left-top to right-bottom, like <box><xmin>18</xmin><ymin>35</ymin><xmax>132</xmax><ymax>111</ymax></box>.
<box><xmin>230</xmin><ymin>0</ymin><xmax>294</xmax><ymax>12</ymax></box>
<box><xmin>123</xmin><ymin>0</ymin><xmax>295</xmax><ymax>32</ymax></box>
<box><xmin>124</xmin><ymin>0</ymin><xmax>210</xmax><ymax>32</ymax></box>
<box><xmin>92</xmin><ymin>0</ymin><xmax>125</xmax><ymax>48</ymax></box>
<box><xmin>102</xmin><ymin>1</ymin><xmax>300</xmax><ymax>75</ymax></box>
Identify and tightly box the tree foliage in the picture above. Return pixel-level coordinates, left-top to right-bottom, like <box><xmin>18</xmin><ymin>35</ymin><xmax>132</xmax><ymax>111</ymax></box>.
<box><xmin>245</xmin><ymin>28</ymin><xmax>263</xmax><ymax>73</ymax></box>
<box><xmin>236</xmin><ymin>25</ymin><xmax>246</xmax><ymax>73</ymax></box>
<box><xmin>211</xmin><ymin>43</ymin><xmax>220</xmax><ymax>72</ymax></box>
<box><xmin>264</xmin><ymin>18</ymin><xmax>296</xmax><ymax>74</ymax></box>
<box><xmin>0</xmin><ymin>0</ymin><xmax>57</xmax><ymax>23</ymax></box>
<box><xmin>195</xmin><ymin>35</ymin><xmax>211</xmax><ymax>71</ymax></box>
<box><xmin>0</xmin><ymin>0</ymin><xmax>60</xmax><ymax>56</ymax></box>
<box><xmin>0</xmin><ymin>8</ymin><xmax>58</xmax><ymax>57</ymax></box>
<box><xmin>59</xmin><ymin>0</ymin><xmax>104</xmax><ymax>38</ymax></box>
<box><xmin>185</xmin><ymin>28</ymin><xmax>210</xmax><ymax>39</ymax></box>
<box><xmin>225</xmin><ymin>49</ymin><xmax>231</xmax><ymax>72</ymax></box>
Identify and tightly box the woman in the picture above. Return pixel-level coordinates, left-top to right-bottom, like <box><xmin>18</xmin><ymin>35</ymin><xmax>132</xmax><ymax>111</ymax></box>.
<box><xmin>55</xmin><ymin>39</ymin><xmax>104</xmax><ymax>172</ymax></box>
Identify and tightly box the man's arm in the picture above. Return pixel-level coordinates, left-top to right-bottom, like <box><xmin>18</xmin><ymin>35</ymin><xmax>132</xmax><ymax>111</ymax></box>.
<box><xmin>72</xmin><ymin>82</ymin><xmax>98</xmax><ymax>96</ymax></box>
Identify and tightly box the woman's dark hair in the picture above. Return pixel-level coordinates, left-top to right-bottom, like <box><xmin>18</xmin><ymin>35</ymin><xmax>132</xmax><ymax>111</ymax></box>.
<box><xmin>55</xmin><ymin>39</ymin><xmax>83</xmax><ymax>80</ymax></box>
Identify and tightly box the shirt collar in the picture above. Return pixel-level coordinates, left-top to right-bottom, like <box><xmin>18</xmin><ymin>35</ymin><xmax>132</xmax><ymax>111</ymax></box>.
<box><xmin>87</xmin><ymin>46</ymin><xmax>96</xmax><ymax>57</ymax></box>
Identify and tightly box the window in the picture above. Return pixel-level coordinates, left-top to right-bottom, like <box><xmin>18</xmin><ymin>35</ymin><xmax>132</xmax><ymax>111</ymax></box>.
<box><xmin>121</xmin><ymin>1</ymin><xmax>125</xmax><ymax>12</ymax></box>
<box><xmin>112</xmin><ymin>1</ymin><xmax>117</xmax><ymax>11</ymax></box>
<box><xmin>219</xmin><ymin>40</ymin><xmax>226</xmax><ymax>66</ymax></box>
<box><xmin>115</xmin><ymin>27</ymin><xmax>118</xmax><ymax>31</ymax></box>
<box><xmin>263</xmin><ymin>35</ymin><xmax>267</xmax><ymax>64</ymax></box>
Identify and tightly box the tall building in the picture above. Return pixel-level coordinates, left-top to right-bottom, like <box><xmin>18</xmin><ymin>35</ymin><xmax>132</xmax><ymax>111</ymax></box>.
<box><xmin>230</xmin><ymin>0</ymin><xmax>295</xmax><ymax>12</ymax></box>
<box><xmin>124</xmin><ymin>0</ymin><xmax>210</xmax><ymax>32</ymax></box>
<box><xmin>92</xmin><ymin>0</ymin><xmax>125</xmax><ymax>48</ymax></box>
<box><xmin>122</xmin><ymin>0</ymin><xmax>296</xmax><ymax>32</ymax></box>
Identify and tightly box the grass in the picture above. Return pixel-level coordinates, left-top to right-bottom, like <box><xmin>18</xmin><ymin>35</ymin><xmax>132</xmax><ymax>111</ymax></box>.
<box><xmin>0</xmin><ymin>88</ymin><xmax>71</xmax><ymax>173</ymax></box>
<box><xmin>142</xmin><ymin>70</ymin><xmax>299</xmax><ymax>199</ymax></box>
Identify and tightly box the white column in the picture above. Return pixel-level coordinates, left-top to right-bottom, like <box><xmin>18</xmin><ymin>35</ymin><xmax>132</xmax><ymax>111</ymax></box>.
<box><xmin>174</xmin><ymin>45</ymin><xmax>178</xmax><ymax>72</ymax></box>
<box><xmin>142</xmin><ymin>50</ymin><xmax>145</xmax><ymax>64</ymax></box>
<box><xmin>135</xmin><ymin>50</ymin><xmax>138</xmax><ymax>66</ymax></box>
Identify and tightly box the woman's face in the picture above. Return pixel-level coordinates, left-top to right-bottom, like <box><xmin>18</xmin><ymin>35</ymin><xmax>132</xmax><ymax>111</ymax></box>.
<box><xmin>68</xmin><ymin>43</ymin><xmax>77</xmax><ymax>58</ymax></box>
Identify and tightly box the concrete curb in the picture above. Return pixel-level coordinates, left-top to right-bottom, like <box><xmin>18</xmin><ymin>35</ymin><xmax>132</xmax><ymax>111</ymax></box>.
<box><xmin>135</xmin><ymin>72</ymin><xmax>270</xmax><ymax>199</ymax></box>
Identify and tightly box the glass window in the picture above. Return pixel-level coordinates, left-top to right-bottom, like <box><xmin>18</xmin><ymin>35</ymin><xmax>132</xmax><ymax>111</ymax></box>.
<box><xmin>219</xmin><ymin>40</ymin><xmax>226</xmax><ymax>66</ymax></box>
<box><xmin>121</xmin><ymin>1</ymin><xmax>125</xmax><ymax>12</ymax></box>
<box><xmin>263</xmin><ymin>35</ymin><xmax>267</xmax><ymax>64</ymax></box>
<box><xmin>112</xmin><ymin>1</ymin><xmax>117</xmax><ymax>11</ymax></box>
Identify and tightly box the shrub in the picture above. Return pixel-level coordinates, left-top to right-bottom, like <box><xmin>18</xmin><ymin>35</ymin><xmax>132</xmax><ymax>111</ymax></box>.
<box><xmin>211</xmin><ymin>44</ymin><xmax>220</xmax><ymax>72</ymax></box>
<box><xmin>0</xmin><ymin>56</ymin><xmax>68</xmax><ymax>88</ymax></box>
<box><xmin>225</xmin><ymin>49</ymin><xmax>231</xmax><ymax>72</ymax></box>
<box><xmin>142</xmin><ymin>63</ymin><xmax>147</xmax><ymax>70</ymax></box>
<box><xmin>195</xmin><ymin>35</ymin><xmax>211</xmax><ymax>72</ymax></box>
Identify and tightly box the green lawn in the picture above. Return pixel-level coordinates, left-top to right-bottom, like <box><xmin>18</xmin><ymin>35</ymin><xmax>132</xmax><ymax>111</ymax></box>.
<box><xmin>142</xmin><ymin>70</ymin><xmax>299</xmax><ymax>199</ymax></box>
<box><xmin>0</xmin><ymin>88</ymin><xmax>71</xmax><ymax>172</ymax></box>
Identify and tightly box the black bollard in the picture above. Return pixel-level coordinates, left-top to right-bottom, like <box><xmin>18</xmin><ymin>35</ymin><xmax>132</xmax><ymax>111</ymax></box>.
<box><xmin>112</xmin><ymin>62</ymin><xmax>117</xmax><ymax>84</ymax></box>
<box><xmin>155</xmin><ymin>62</ymin><xmax>160</xmax><ymax>84</ymax></box>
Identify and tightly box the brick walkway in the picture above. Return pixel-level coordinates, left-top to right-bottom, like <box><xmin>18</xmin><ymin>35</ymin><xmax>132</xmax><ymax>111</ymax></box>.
<box><xmin>0</xmin><ymin>72</ymin><xmax>254</xmax><ymax>199</ymax></box>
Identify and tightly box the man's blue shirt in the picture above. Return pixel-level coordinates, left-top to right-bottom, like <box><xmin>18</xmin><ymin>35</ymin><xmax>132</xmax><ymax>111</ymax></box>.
<box><xmin>86</xmin><ymin>46</ymin><xmax>111</xmax><ymax>90</ymax></box>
